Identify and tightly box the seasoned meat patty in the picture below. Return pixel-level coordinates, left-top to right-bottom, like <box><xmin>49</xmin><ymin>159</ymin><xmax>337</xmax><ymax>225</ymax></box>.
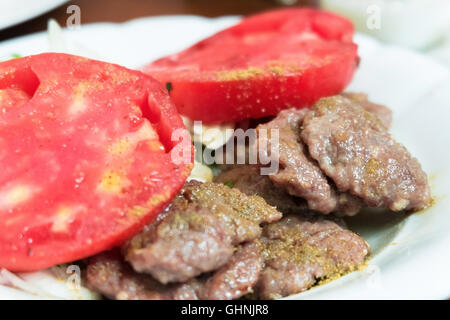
<box><xmin>122</xmin><ymin>181</ymin><xmax>280</xmax><ymax>284</ymax></box>
<box><xmin>257</xmin><ymin>214</ymin><xmax>370</xmax><ymax>299</ymax></box>
<box><xmin>86</xmin><ymin>250</ymin><xmax>199</xmax><ymax>300</ymax></box>
<box><xmin>256</xmin><ymin>108</ymin><xmax>363</xmax><ymax>215</ymax></box>
<box><xmin>302</xmin><ymin>95</ymin><xmax>431</xmax><ymax>211</ymax></box>
<box><xmin>87</xmin><ymin>241</ymin><xmax>262</xmax><ymax>300</ymax></box>
<box><xmin>199</xmin><ymin>241</ymin><xmax>263</xmax><ymax>300</ymax></box>
<box><xmin>215</xmin><ymin>165</ymin><xmax>308</xmax><ymax>215</ymax></box>
<box><xmin>342</xmin><ymin>92</ymin><xmax>392</xmax><ymax>129</ymax></box>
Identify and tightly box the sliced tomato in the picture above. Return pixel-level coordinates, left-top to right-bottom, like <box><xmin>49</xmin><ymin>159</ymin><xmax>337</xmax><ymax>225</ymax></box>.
<box><xmin>144</xmin><ymin>8</ymin><xmax>358</xmax><ymax>124</ymax></box>
<box><xmin>0</xmin><ymin>53</ymin><xmax>193</xmax><ymax>271</ymax></box>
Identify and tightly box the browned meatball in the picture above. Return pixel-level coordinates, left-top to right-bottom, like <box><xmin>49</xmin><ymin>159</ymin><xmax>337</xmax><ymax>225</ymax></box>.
<box><xmin>257</xmin><ymin>214</ymin><xmax>370</xmax><ymax>299</ymax></box>
<box><xmin>342</xmin><ymin>92</ymin><xmax>392</xmax><ymax>129</ymax></box>
<box><xmin>87</xmin><ymin>242</ymin><xmax>263</xmax><ymax>300</ymax></box>
<box><xmin>215</xmin><ymin>165</ymin><xmax>308</xmax><ymax>215</ymax></box>
<box><xmin>198</xmin><ymin>241</ymin><xmax>263</xmax><ymax>300</ymax></box>
<box><xmin>256</xmin><ymin>108</ymin><xmax>363</xmax><ymax>215</ymax></box>
<box><xmin>302</xmin><ymin>95</ymin><xmax>431</xmax><ymax>211</ymax></box>
<box><xmin>122</xmin><ymin>181</ymin><xmax>281</xmax><ymax>284</ymax></box>
<box><xmin>86</xmin><ymin>250</ymin><xmax>200</xmax><ymax>300</ymax></box>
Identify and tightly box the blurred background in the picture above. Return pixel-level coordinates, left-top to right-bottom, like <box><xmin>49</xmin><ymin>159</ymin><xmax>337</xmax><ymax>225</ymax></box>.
<box><xmin>0</xmin><ymin>0</ymin><xmax>316</xmax><ymax>41</ymax></box>
<box><xmin>0</xmin><ymin>0</ymin><xmax>449</xmax><ymax>64</ymax></box>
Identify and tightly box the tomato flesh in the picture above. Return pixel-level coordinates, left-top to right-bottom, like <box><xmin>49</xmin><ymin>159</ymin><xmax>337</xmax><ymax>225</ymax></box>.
<box><xmin>0</xmin><ymin>53</ymin><xmax>193</xmax><ymax>271</ymax></box>
<box><xmin>145</xmin><ymin>8</ymin><xmax>358</xmax><ymax>123</ymax></box>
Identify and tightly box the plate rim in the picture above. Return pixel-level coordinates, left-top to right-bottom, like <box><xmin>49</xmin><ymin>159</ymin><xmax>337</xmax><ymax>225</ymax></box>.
<box><xmin>0</xmin><ymin>0</ymin><xmax>69</xmax><ymax>31</ymax></box>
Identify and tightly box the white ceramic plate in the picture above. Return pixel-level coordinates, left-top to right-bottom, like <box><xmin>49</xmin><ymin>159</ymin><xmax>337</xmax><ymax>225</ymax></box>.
<box><xmin>0</xmin><ymin>16</ymin><xmax>449</xmax><ymax>300</ymax></box>
<box><xmin>0</xmin><ymin>0</ymin><xmax>68</xmax><ymax>30</ymax></box>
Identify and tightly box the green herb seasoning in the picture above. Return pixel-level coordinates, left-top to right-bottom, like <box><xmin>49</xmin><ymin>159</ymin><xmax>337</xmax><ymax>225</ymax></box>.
<box><xmin>224</xmin><ymin>180</ymin><xmax>235</xmax><ymax>188</ymax></box>
<box><xmin>165</xmin><ymin>82</ymin><xmax>173</xmax><ymax>93</ymax></box>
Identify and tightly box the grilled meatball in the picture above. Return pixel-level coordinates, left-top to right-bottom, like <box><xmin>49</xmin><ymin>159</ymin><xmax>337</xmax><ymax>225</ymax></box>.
<box><xmin>87</xmin><ymin>242</ymin><xmax>262</xmax><ymax>300</ymax></box>
<box><xmin>215</xmin><ymin>165</ymin><xmax>308</xmax><ymax>215</ymax></box>
<box><xmin>342</xmin><ymin>92</ymin><xmax>392</xmax><ymax>129</ymax></box>
<box><xmin>122</xmin><ymin>181</ymin><xmax>280</xmax><ymax>284</ymax></box>
<box><xmin>302</xmin><ymin>95</ymin><xmax>431</xmax><ymax>211</ymax></box>
<box><xmin>199</xmin><ymin>241</ymin><xmax>263</xmax><ymax>300</ymax></box>
<box><xmin>257</xmin><ymin>214</ymin><xmax>370</xmax><ymax>299</ymax></box>
<box><xmin>86</xmin><ymin>250</ymin><xmax>200</xmax><ymax>300</ymax></box>
<box><xmin>256</xmin><ymin>108</ymin><xmax>363</xmax><ymax>215</ymax></box>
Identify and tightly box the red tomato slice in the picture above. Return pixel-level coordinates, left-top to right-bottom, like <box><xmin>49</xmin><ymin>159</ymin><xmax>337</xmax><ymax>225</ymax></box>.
<box><xmin>0</xmin><ymin>53</ymin><xmax>193</xmax><ymax>271</ymax></box>
<box><xmin>144</xmin><ymin>8</ymin><xmax>358</xmax><ymax>124</ymax></box>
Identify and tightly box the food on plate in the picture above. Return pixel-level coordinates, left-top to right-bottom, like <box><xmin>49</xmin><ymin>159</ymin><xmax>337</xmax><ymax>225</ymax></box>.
<box><xmin>122</xmin><ymin>181</ymin><xmax>280</xmax><ymax>284</ymax></box>
<box><xmin>0</xmin><ymin>88</ymin><xmax>31</xmax><ymax>111</ymax></box>
<box><xmin>341</xmin><ymin>92</ymin><xmax>392</xmax><ymax>129</ymax></box>
<box><xmin>85</xmin><ymin>181</ymin><xmax>369</xmax><ymax>300</ymax></box>
<box><xmin>88</xmin><ymin>180</ymin><xmax>278</xmax><ymax>300</ymax></box>
<box><xmin>302</xmin><ymin>95</ymin><xmax>431</xmax><ymax>211</ymax></box>
<box><xmin>87</xmin><ymin>181</ymin><xmax>369</xmax><ymax>300</ymax></box>
<box><xmin>0</xmin><ymin>8</ymin><xmax>433</xmax><ymax>300</ymax></box>
<box><xmin>215</xmin><ymin>165</ymin><xmax>309</xmax><ymax>215</ymax></box>
<box><xmin>87</xmin><ymin>249</ymin><xmax>200</xmax><ymax>300</ymax></box>
<box><xmin>0</xmin><ymin>53</ymin><xmax>193</xmax><ymax>272</ymax></box>
<box><xmin>144</xmin><ymin>8</ymin><xmax>359</xmax><ymax>123</ymax></box>
<box><xmin>257</xmin><ymin>214</ymin><xmax>369</xmax><ymax>299</ymax></box>
<box><xmin>221</xmin><ymin>94</ymin><xmax>429</xmax><ymax>216</ymax></box>
<box><xmin>182</xmin><ymin>116</ymin><xmax>235</xmax><ymax>150</ymax></box>
<box><xmin>187</xmin><ymin>160</ymin><xmax>214</xmax><ymax>182</ymax></box>
<box><xmin>255</xmin><ymin>107</ymin><xmax>363</xmax><ymax>215</ymax></box>
<box><xmin>87</xmin><ymin>241</ymin><xmax>263</xmax><ymax>300</ymax></box>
